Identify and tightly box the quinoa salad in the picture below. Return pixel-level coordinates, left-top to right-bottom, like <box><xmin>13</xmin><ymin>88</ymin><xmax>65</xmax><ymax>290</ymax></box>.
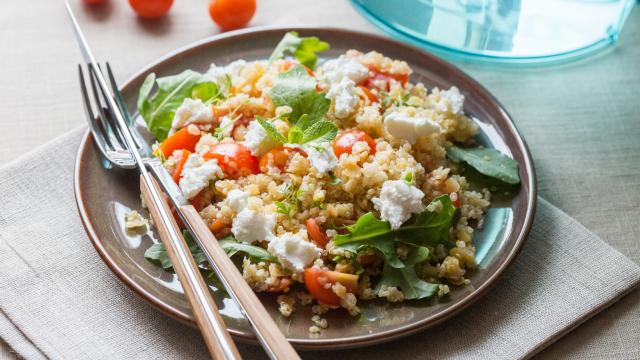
<box><xmin>134</xmin><ymin>32</ymin><xmax>520</xmax><ymax>333</ymax></box>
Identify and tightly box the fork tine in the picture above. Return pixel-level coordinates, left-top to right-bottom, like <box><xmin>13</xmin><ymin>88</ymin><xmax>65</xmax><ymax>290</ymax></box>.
<box><xmin>78</xmin><ymin>64</ymin><xmax>115</xmax><ymax>162</ymax></box>
<box><xmin>88</xmin><ymin>65</ymin><xmax>127</xmax><ymax>150</ymax></box>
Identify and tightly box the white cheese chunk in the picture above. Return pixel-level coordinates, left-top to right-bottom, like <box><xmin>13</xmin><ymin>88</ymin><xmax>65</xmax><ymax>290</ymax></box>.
<box><xmin>231</xmin><ymin>209</ymin><xmax>276</xmax><ymax>244</ymax></box>
<box><xmin>320</xmin><ymin>55</ymin><xmax>369</xmax><ymax>86</ymax></box>
<box><xmin>206</xmin><ymin>59</ymin><xmax>247</xmax><ymax>85</ymax></box>
<box><xmin>305</xmin><ymin>146</ymin><xmax>338</xmax><ymax>173</ymax></box>
<box><xmin>217</xmin><ymin>115</ymin><xmax>235</xmax><ymax>137</ymax></box>
<box><xmin>225</xmin><ymin>189</ymin><xmax>249</xmax><ymax>213</ymax></box>
<box><xmin>267</xmin><ymin>232</ymin><xmax>320</xmax><ymax>273</ymax></box>
<box><xmin>372</xmin><ymin>180</ymin><xmax>425</xmax><ymax>230</ymax></box>
<box><xmin>178</xmin><ymin>153</ymin><xmax>223</xmax><ymax>199</ymax></box>
<box><xmin>171</xmin><ymin>98</ymin><xmax>214</xmax><ymax>130</ymax></box>
<box><xmin>326</xmin><ymin>78</ymin><xmax>360</xmax><ymax>119</ymax></box>
<box><xmin>384</xmin><ymin>110</ymin><xmax>441</xmax><ymax>144</ymax></box>
<box><xmin>242</xmin><ymin>120</ymin><xmax>279</xmax><ymax>156</ymax></box>
<box><xmin>435</xmin><ymin>86</ymin><xmax>464</xmax><ymax>115</ymax></box>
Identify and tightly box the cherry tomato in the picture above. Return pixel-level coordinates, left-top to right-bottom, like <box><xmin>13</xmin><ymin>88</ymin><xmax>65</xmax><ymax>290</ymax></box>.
<box><xmin>361</xmin><ymin>69</ymin><xmax>409</xmax><ymax>92</ymax></box>
<box><xmin>304</xmin><ymin>268</ymin><xmax>358</xmax><ymax>306</ymax></box>
<box><xmin>129</xmin><ymin>0</ymin><xmax>173</xmax><ymax>19</ymax></box>
<box><xmin>190</xmin><ymin>189</ymin><xmax>213</xmax><ymax>212</ymax></box>
<box><xmin>209</xmin><ymin>0</ymin><xmax>256</xmax><ymax>31</ymax></box>
<box><xmin>171</xmin><ymin>150</ymin><xmax>191</xmax><ymax>183</ymax></box>
<box><xmin>258</xmin><ymin>146</ymin><xmax>306</xmax><ymax>173</ymax></box>
<box><xmin>208</xmin><ymin>218</ymin><xmax>228</xmax><ymax>236</ymax></box>
<box><xmin>333</xmin><ymin>130</ymin><xmax>377</xmax><ymax>158</ymax></box>
<box><xmin>306</xmin><ymin>218</ymin><xmax>329</xmax><ymax>248</ymax></box>
<box><xmin>160</xmin><ymin>127</ymin><xmax>201</xmax><ymax>159</ymax></box>
<box><xmin>359</xmin><ymin>86</ymin><xmax>379</xmax><ymax>103</ymax></box>
<box><xmin>204</xmin><ymin>142</ymin><xmax>259</xmax><ymax>179</ymax></box>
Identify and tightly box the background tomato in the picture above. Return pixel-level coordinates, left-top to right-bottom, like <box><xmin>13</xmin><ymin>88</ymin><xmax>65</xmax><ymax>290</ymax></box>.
<box><xmin>129</xmin><ymin>0</ymin><xmax>174</xmax><ymax>19</ymax></box>
<box><xmin>209</xmin><ymin>0</ymin><xmax>256</xmax><ymax>31</ymax></box>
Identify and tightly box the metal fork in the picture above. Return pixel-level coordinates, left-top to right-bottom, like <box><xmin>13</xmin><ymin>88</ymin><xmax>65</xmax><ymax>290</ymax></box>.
<box><xmin>67</xmin><ymin>2</ymin><xmax>299</xmax><ymax>359</ymax></box>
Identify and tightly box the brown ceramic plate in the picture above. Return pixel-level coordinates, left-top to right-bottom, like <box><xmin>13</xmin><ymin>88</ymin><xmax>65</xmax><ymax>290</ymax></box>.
<box><xmin>74</xmin><ymin>27</ymin><xmax>536</xmax><ymax>350</ymax></box>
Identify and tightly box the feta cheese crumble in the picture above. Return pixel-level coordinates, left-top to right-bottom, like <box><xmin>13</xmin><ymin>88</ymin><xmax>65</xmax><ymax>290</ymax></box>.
<box><xmin>178</xmin><ymin>153</ymin><xmax>223</xmax><ymax>199</ymax></box>
<box><xmin>231</xmin><ymin>208</ymin><xmax>276</xmax><ymax>244</ymax></box>
<box><xmin>267</xmin><ymin>232</ymin><xmax>320</xmax><ymax>273</ymax></box>
<box><xmin>217</xmin><ymin>115</ymin><xmax>235</xmax><ymax>137</ymax></box>
<box><xmin>434</xmin><ymin>86</ymin><xmax>464</xmax><ymax>115</ymax></box>
<box><xmin>384</xmin><ymin>110</ymin><xmax>441</xmax><ymax>144</ymax></box>
<box><xmin>326</xmin><ymin>78</ymin><xmax>360</xmax><ymax>119</ymax></box>
<box><xmin>225</xmin><ymin>189</ymin><xmax>249</xmax><ymax>213</ymax></box>
<box><xmin>319</xmin><ymin>55</ymin><xmax>369</xmax><ymax>86</ymax></box>
<box><xmin>305</xmin><ymin>146</ymin><xmax>338</xmax><ymax>173</ymax></box>
<box><xmin>206</xmin><ymin>59</ymin><xmax>247</xmax><ymax>85</ymax></box>
<box><xmin>242</xmin><ymin>120</ymin><xmax>279</xmax><ymax>156</ymax></box>
<box><xmin>171</xmin><ymin>98</ymin><xmax>214</xmax><ymax>130</ymax></box>
<box><xmin>372</xmin><ymin>180</ymin><xmax>425</xmax><ymax>229</ymax></box>
<box><xmin>124</xmin><ymin>210</ymin><xmax>148</xmax><ymax>234</ymax></box>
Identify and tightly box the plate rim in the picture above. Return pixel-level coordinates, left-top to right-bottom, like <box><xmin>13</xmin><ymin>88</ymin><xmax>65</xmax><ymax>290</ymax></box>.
<box><xmin>74</xmin><ymin>26</ymin><xmax>537</xmax><ymax>350</ymax></box>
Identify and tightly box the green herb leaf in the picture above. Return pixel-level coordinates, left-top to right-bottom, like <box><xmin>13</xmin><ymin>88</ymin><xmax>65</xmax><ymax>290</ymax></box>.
<box><xmin>269</xmin><ymin>31</ymin><xmax>330</xmax><ymax>69</ymax></box>
<box><xmin>301</xmin><ymin>120</ymin><xmax>338</xmax><ymax>144</ymax></box>
<box><xmin>137</xmin><ymin>70</ymin><xmax>222</xmax><ymax>141</ymax></box>
<box><xmin>447</xmin><ymin>146</ymin><xmax>520</xmax><ymax>185</ymax></box>
<box><xmin>219</xmin><ymin>236</ymin><xmax>278</xmax><ymax>263</ymax></box>
<box><xmin>256</xmin><ymin>117</ymin><xmax>287</xmax><ymax>144</ymax></box>
<box><xmin>374</xmin><ymin>246</ymin><xmax>439</xmax><ymax>300</ymax></box>
<box><xmin>334</xmin><ymin>195</ymin><xmax>458</xmax><ymax>267</ymax></box>
<box><xmin>144</xmin><ymin>230</ymin><xmax>207</xmax><ymax>270</ymax></box>
<box><xmin>328</xmin><ymin>171</ymin><xmax>341</xmax><ymax>186</ymax></box>
<box><xmin>403</xmin><ymin>171</ymin><xmax>414</xmax><ymax>185</ymax></box>
<box><xmin>268</xmin><ymin>65</ymin><xmax>330</xmax><ymax>127</ymax></box>
<box><xmin>288</xmin><ymin>125</ymin><xmax>304</xmax><ymax>144</ymax></box>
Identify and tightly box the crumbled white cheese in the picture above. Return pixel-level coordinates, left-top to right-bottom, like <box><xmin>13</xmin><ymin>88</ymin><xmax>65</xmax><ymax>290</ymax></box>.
<box><xmin>267</xmin><ymin>232</ymin><xmax>320</xmax><ymax>273</ymax></box>
<box><xmin>124</xmin><ymin>210</ymin><xmax>148</xmax><ymax>234</ymax></box>
<box><xmin>178</xmin><ymin>153</ymin><xmax>223</xmax><ymax>199</ymax></box>
<box><xmin>326</xmin><ymin>78</ymin><xmax>360</xmax><ymax>119</ymax></box>
<box><xmin>242</xmin><ymin>120</ymin><xmax>279</xmax><ymax>156</ymax></box>
<box><xmin>305</xmin><ymin>146</ymin><xmax>338</xmax><ymax>173</ymax></box>
<box><xmin>319</xmin><ymin>55</ymin><xmax>369</xmax><ymax>86</ymax></box>
<box><xmin>372</xmin><ymin>180</ymin><xmax>425</xmax><ymax>229</ymax></box>
<box><xmin>217</xmin><ymin>115</ymin><xmax>235</xmax><ymax>137</ymax></box>
<box><xmin>384</xmin><ymin>110</ymin><xmax>441</xmax><ymax>144</ymax></box>
<box><xmin>435</xmin><ymin>86</ymin><xmax>464</xmax><ymax>115</ymax></box>
<box><xmin>206</xmin><ymin>59</ymin><xmax>247</xmax><ymax>85</ymax></box>
<box><xmin>171</xmin><ymin>98</ymin><xmax>214</xmax><ymax>129</ymax></box>
<box><xmin>225</xmin><ymin>189</ymin><xmax>249</xmax><ymax>213</ymax></box>
<box><xmin>231</xmin><ymin>209</ymin><xmax>276</xmax><ymax>244</ymax></box>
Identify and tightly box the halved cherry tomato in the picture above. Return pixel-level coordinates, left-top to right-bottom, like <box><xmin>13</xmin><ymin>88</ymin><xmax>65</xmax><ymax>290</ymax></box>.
<box><xmin>304</xmin><ymin>268</ymin><xmax>358</xmax><ymax>306</ymax></box>
<box><xmin>204</xmin><ymin>142</ymin><xmax>259</xmax><ymax>179</ymax></box>
<box><xmin>258</xmin><ymin>146</ymin><xmax>306</xmax><ymax>173</ymax></box>
<box><xmin>333</xmin><ymin>130</ymin><xmax>377</xmax><ymax>158</ymax></box>
<box><xmin>306</xmin><ymin>218</ymin><xmax>329</xmax><ymax>248</ymax></box>
<box><xmin>129</xmin><ymin>0</ymin><xmax>173</xmax><ymax>18</ymax></box>
<box><xmin>160</xmin><ymin>127</ymin><xmax>201</xmax><ymax>158</ymax></box>
<box><xmin>359</xmin><ymin>86</ymin><xmax>379</xmax><ymax>103</ymax></box>
<box><xmin>172</xmin><ymin>150</ymin><xmax>191</xmax><ymax>183</ymax></box>
<box><xmin>209</xmin><ymin>0</ymin><xmax>256</xmax><ymax>31</ymax></box>
<box><xmin>266</xmin><ymin>277</ymin><xmax>292</xmax><ymax>293</ymax></box>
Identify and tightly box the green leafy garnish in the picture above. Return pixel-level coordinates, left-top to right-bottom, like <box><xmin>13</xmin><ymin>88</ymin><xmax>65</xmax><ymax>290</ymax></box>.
<box><xmin>137</xmin><ymin>70</ymin><xmax>224</xmax><ymax>140</ymax></box>
<box><xmin>256</xmin><ymin>116</ymin><xmax>287</xmax><ymax>143</ymax></box>
<box><xmin>403</xmin><ymin>171</ymin><xmax>414</xmax><ymax>185</ymax></box>
<box><xmin>374</xmin><ymin>246</ymin><xmax>439</xmax><ymax>300</ymax></box>
<box><xmin>333</xmin><ymin>195</ymin><xmax>458</xmax><ymax>267</ymax></box>
<box><xmin>269</xmin><ymin>31</ymin><xmax>330</xmax><ymax>69</ymax></box>
<box><xmin>447</xmin><ymin>146</ymin><xmax>520</xmax><ymax>185</ymax></box>
<box><xmin>328</xmin><ymin>171</ymin><xmax>341</xmax><ymax>186</ymax></box>
<box><xmin>218</xmin><ymin>236</ymin><xmax>277</xmax><ymax>263</ymax></box>
<box><xmin>287</xmin><ymin>125</ymin><xmax>304</xmax><ymax>144</ymax></box>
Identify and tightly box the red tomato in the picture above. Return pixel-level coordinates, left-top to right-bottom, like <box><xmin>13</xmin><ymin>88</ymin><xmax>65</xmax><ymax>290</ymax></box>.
<box><xmin>306</xmin><ymin>219</ymin><xmax>329</xmax><ymax>248</ymax></box>
<box><xmin>129</xmin><ymin>0</ymin><xmax>173</xmax><ymax>18</ymax></box>
<box><xmin>204</xmin><ymin>142</ymin><xmax>259</xmax><ymax>179</ymax></box>
<box><xmin>160</xmin><ymin>127</ymin><xmax>201</xmax><ymax>159</ymax></box>
<box><xmin>304</xmin><ymin>268</ymin><xmax>358</xmax><ymax>306</ymax></box>
<box><xmin>258</xmin><ymin>146</ymin><xmax>306</xmax><ymax>173</ymax></box>
<box><xmin>171</xmin><ymin>150</ymin><xmax>191</xmax><ymax>183</ymax></box>
<box><xmin>190</xmin><ymin>189</ymin><xmax>212</xmax><ymax>212</ymax></box>
<box><xmin>361</xmin><ymin>69</ymin><xmax>409</xmax><ymax>92</ymax></box>
<box><xmin>333</xmin><ymin>130</ymin><xmax>377</xmax><ymax>158</ymax></box>
<box><xmin>208</xmin><ymin>218</ymin><xmax>228</xmax><ymax>236</ymax></box>
<box><xmin>209</xmin><ymin>0</ymin><xmax>256</xmax><ymax>31</ymax></box>
<box><xmin>359</xmin><ymin>86</ymin><xmax>379</xmax><ymax>103</ymax></box>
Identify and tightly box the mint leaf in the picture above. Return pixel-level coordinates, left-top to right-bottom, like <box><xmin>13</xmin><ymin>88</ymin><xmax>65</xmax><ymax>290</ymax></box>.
<box><xmin>447</xmin><ymin>146</ymin><xmax>520</xmax><ymax>185</ymax></box>
<box><xmin>218</xmin><ymin>236</ymin><xmax>278</xmax><ymax>263</ymax></box>
<box><xmin>268</xmin><ymin>65</ymin><xmax>330</xmax><ymax>126</ymax></box>
<box><xmin>302</xmin><ymin>120</ymin><xmax>338</xmax><ymax>144</ymax></box>
<box><xmin>256</xmin><ymin>117</ymin><xmax>286</xmax><ymax>144</ymax></box>
<box><xmin>287</xmin><ymin>125</ymin><xmax>304</xmax><ymax>144</ymax></box>
<box><xmin>137</xmin><ymin>70</ymin><xmax>223</xmax><ymax>141</ymax></box>
<box><xmin>269</xmin><ymin>31</ymin><xmax>330</xmax><ymax>69</ymax></box>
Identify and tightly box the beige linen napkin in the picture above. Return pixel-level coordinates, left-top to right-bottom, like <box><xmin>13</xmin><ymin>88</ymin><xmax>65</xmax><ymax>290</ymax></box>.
<box><xmin>0</xmin><ymin>128</ymin><xmax>639</xmax><ymax>360</ymax></box>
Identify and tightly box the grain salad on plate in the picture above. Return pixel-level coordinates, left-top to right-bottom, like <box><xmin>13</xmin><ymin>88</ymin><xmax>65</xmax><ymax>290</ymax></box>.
<box><xmin>134</xmin><ymin>32</ymin><xmax>520</xmax><ymax>332</ymax></box>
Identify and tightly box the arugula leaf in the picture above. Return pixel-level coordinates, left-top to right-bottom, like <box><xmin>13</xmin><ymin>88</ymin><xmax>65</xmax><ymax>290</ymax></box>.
<box><xmin>269</xmin><ymin>31</ymin><xmax>330</xmax><ymax>69</ymax></box>
<box><xmin>256</xmin><ymin>117</ymin><xmax>287</xmax><ymax>144</ymax></box>
<box><xmin>268</xmin><ymin>65</ymin><xmax>330</xmax><ymax>126</ymax></box>
<box><xmin>137</xmin><ymin>70</ymin><xmax>221</xmax><ymax>141</ymax></box>
<box><xmin>144</xmin><ymin>230</ymin><xmax>207</xmax><ymax>270</ymax></box>
<box><xmin>374</xmin><ymin>246</ymin><xmax>439</xmax><ymax>300</ymax></box>
<box><xmin>218</xmin><ymin>236</ymin><xmax>277</xmax><ymax>263</ymax></box>
<box><xmin>447</xmin><ymin>146</ymin><xmax>520</xmax><ymax>185</ymax></box>
<box><xmin>333</xmin><ymin>195</ymin><xmax>458</xmax><ymax>267</ymax></box>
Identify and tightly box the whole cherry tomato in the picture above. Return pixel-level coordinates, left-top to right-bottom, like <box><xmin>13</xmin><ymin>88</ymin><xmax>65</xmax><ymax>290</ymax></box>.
<box><xmin>203</xmin><ymin>142</ymin><xmax>259</xmax><ymax>179</ymax></box>
<box><xmin>209</xmin><ymin>0</ymin><xmax>256</xmax><ymax>31</ymax></box>
<box><xmin>129</xmin><ymin>0</ymin><xmax>173</xmax><ymax>19</ymax></box>
<box><xmin>333</xmin><ymin>129</ymin><xmax>377</xmax><ymax>158</ymax></box>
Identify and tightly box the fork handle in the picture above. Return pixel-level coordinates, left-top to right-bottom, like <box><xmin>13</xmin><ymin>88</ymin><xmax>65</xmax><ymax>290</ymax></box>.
<box><xmin>140</xmin><ymin>176</ymin><xmax>242</xmax><ymax>360</ymax></box>
<box><xmin>178</xmin><ymin>205</ymin><xmax>300</xmax><ymax>360</ymax></box>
